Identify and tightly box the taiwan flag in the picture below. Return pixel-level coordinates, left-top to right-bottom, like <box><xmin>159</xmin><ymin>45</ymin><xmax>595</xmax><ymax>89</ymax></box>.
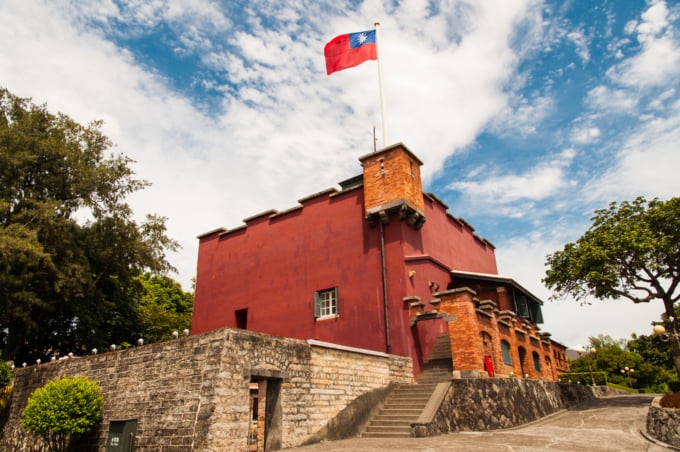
<box><xmin>324</xmin><ymin>30</ymin><xmax>377</xmax><ymax>75</ymax></box>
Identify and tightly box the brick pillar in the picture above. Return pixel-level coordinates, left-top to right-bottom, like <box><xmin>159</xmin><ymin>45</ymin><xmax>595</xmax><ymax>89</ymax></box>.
<box><xmin>437</xmin><ymin>288</ymin><xmax>485</xmax><ymax>378</ymax></box>
<box><xmin>496</xmin><ymin>286</ymin><xmax>513</xmax><ymax>311</ymax></box>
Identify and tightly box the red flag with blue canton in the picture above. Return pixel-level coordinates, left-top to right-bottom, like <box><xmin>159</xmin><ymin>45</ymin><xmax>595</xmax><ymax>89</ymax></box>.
<box><xmin>324</xmin><ymin>30</ymin><xmax>377</xmax><ymax>75</ymax></box>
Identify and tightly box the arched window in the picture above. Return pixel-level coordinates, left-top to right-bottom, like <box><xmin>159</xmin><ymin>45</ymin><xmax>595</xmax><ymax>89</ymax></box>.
<box><xmin>532</xmin><ymin>351</ymin><xmax>541</xmax><ymax>372</ymax></box>
<box><xmin>501</xmin><ymin>340</ymin><xmax>512</xmax><ymax>365</ymax></box>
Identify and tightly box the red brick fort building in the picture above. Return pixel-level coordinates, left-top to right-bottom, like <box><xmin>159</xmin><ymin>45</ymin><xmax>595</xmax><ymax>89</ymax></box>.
<box><xmin>192</xmin><ymin>143</ymin><xmax>569</xmax><ymax>380</ymax></box>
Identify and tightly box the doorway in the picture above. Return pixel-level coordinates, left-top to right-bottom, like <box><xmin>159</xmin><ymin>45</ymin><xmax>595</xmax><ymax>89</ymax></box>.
<box><xmin>248</xmin><ymin>377</ymin><xmax>282</xmax><ymax>451</ymax></box>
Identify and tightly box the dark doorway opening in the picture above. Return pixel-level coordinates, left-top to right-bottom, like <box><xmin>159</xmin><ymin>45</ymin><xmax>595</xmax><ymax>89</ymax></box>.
<box><xmin>248</xmin><ymin>377</ymin><xmax>282</xmax><ymax>451</ymax></box>
<box><xmin>235</xmin><ymin>308</ymin><xmax>248</xmax><ymax>329</ymax></box>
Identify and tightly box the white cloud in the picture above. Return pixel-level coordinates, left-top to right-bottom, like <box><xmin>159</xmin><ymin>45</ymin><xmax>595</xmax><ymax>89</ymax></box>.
<box><xmin>637</xmin><ymin>0</ymin><xmax>670</xmax><ymax>39</ymax></box>
<box><xmin>567</xmin><ymin>29</ymin><xmax>590</xmax><ymax>63</ymax></box>
<box><xmin>491</xmin><ymin>92</ymin><xmax>554</xmax><ymax>137</ymax></box>
<box><xmin>447</xmin><ymin>149</ymin><xmax>576</xmax><ymax>206</ymax></box>
<box><xmin>570</xmin><ymin>126</ymin><xmax>600</xmax><ymax>144</ymax></box>
<box><xmin>585</xmin><ymin>85</ymin><xmax>638</xmax><ymax>113</ymax></box>
<box><xmin>585</xmin><ymin>111</ymin><xmax>680</xmax><ymax>202</ymax></box>
<box><xmin>607</xmin><ymin>1</ymin><xmax>680</xmax><ymax>88</ymax></box>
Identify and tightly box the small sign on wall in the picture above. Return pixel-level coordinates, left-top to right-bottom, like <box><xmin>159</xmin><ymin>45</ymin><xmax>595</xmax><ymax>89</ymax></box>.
<box><xmin>106</xmin><ymin>419</ymin><xmax>137</xmax><ymax>451</ymax></box>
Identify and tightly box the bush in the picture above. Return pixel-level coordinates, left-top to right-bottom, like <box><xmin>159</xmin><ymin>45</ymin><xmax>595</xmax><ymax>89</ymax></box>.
<box><xmin>0</xmin><ymin>385</ymin><xmax>12</xmax><ymax>416</ymax></box>
<box><xmin>558</xmin><ymin>371</ymin><xmax>608</xmax><ymax>385</ymax></box>
<box><xmin>21</xmin><ymin>377</ymin><xmax>103</xmax><ymax>452</ymax></box>
<box><xmin>0</xmin><ymin>361</ymin><xmax>11</xmax><ymax>388</ymax></box>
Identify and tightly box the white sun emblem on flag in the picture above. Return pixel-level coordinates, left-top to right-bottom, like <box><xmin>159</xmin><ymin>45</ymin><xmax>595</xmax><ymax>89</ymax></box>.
<box><xmin>357</xmin><ymin>33</ymin><xmax>368</xmax><ymax>45</ymax></box>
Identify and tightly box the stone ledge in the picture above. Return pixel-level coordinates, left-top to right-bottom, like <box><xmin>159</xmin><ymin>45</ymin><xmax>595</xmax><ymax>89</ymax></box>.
<box><xmin>646</xmin><ymin>396</ymin><xmax>680</xmax><ymax>449</ymax></box>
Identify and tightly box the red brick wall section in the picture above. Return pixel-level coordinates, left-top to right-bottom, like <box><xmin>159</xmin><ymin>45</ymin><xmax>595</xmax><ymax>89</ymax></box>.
<box><xmin>435</xmin><ymin>287</ymin><xmax>560</xmax><ymax>382</ymax></box>
<box><xmin>360</xmin><ymin>144</ymin><xmax>425</xmax><ymax>215</ymax></box>
<box><xmin>438</xmin><ymin>288</ymin><xmax>483</xmax><ymax>374</ymax></box>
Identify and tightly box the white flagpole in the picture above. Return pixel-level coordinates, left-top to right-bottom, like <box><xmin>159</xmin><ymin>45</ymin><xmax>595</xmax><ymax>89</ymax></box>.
<box><xmin>374</xmin><ymin>21</ymin><xmax>388</xmax><ymax>147</ymax></box>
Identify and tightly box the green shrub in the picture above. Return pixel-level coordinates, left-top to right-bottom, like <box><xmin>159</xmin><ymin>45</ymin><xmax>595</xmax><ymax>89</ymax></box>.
<box><xmin>21</xmin><ymin>377</ymin><xmax>103</xmax><ymax>452</ymax></box>
<box><xmin>0</xmin><ymin>385</ymin><xmax>12</xmax><ymax>415</ymax></box>
<box><xmin>0</xmin><ymin>361</ymin><xmax>11</xmax><ymax>388</ymax></box>
<box><xmin>558</xmin><ymin>371</ymin><xmax>608</xmax><ymax>385</ymax></box>
<box><xmin>606</xmin><ymin>382</ymin><xmax>637</xmax><ymax>393</ymax></box>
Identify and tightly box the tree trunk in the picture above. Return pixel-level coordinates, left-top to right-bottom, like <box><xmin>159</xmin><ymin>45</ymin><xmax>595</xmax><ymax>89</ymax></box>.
<box><xmin>663</xmin><ymin>299</ymin><xmax>680</xmax><ymax>380</ymax></box>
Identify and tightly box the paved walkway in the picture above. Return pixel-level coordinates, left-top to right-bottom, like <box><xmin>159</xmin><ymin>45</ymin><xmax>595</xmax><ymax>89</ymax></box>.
<box><xmin>285</xmin><ymin>394</ymin><xmax>675</xmax><ymax>451</ymax></box>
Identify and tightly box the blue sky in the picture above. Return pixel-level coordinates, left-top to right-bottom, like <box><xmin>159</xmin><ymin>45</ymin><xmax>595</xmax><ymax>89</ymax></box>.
<box><xmin>2</xmin><ymin>0</ymin><xmax>679</xmax><ymax>349</ymax></box>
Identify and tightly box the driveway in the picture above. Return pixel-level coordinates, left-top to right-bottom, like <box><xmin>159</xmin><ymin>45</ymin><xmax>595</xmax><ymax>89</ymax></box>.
<box><xmin>285</xmin><ymin>394</ymin><xmax>674</xmax><ymax>451</ymax></box>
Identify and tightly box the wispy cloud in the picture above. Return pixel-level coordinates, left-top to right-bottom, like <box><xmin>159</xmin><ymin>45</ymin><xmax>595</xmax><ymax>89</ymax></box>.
<box><xmin>446</xmin><ymin>149</ymin><xmax>576</xmax><ymax>206</ymax></box>
<box><xmin>608</xmin><ymin>0</ymin><xmax>680</xmax><ymax>88</ymax></box>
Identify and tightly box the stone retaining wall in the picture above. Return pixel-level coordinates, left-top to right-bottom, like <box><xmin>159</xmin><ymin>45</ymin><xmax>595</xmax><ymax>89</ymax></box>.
<box><xmin>0</xmin><ymin>327</ymin><xmax>412</xmax><ymax>450</ymax></box>
<box><xmin>415</xmin><ymin>379</ymin><xmax>598</xmax><ymax>436</ymax></box>
<box><xmin>647</xmin><ymin>396</ymin><xmax>680</xmax><ymax>448</ymax></box>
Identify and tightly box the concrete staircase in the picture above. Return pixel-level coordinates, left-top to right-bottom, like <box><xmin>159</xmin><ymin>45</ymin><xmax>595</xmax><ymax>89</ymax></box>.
<box><xmin>361</xmin><ymin>383</ymin><xmax>438</xmax><ymax>438</ymax></box>
<box><xmin>418</xmin><ymin>333</ymin><xmax>453</xmax><ymax>383</ymax></box>
<box><xmin>362</xmin><ymin>334</ymin><xmax>453</xmax><ymax>438</ymax></box>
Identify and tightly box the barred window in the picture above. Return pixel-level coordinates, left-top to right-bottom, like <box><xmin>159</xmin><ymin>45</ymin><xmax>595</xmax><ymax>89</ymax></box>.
<box><xmin>314</xmin><ymin>288</ymin><xmax>338</xmax><ymax>319</ymax></box>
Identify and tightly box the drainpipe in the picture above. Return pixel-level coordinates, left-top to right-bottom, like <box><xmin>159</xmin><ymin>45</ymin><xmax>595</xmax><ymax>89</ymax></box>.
<box><xmin>379</xmin><ymin>221</ymin><xmax>391</xmax><ymax>354</ymax></box>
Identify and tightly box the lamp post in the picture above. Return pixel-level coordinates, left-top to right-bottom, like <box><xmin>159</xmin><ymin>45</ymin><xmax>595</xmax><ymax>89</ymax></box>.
<box><xmin>577</xmin><ymin>347</ymin><xmax>597</xmax><ymax>385</ymax></box>
<box><xmin>653</xmin><ymin>323</ymin><xmax>680</xmax><ymax>343</ymax></box>
<box><xmin>620</xmin><ymin>366</ymin><xmax>634</xmax><ymax>388</ymax></box>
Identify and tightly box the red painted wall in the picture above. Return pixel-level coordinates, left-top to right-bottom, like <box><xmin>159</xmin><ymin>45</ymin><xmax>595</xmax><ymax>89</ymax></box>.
<box><xmin>193</xmin><ymin>187</ymin><xmax>390</xmax><ymax>352</ymax></box>
<box><xmin>192</xmin><ymin>180</ymin><xmax>500</xmax><ymax>370</ymax></box>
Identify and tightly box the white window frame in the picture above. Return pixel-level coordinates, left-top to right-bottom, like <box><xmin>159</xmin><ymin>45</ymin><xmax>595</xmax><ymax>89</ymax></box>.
<box><xmin>314</xmin><ymin>287</ymin><xmax>338</xmax><ymax>319</ymax></box>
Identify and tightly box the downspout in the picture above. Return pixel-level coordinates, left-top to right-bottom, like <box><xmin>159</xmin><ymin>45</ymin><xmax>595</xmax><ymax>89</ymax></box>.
<box><xmin>379</xmin><ymin>221</ymin><xmax>391</xmax><ymax>354</ymax></box>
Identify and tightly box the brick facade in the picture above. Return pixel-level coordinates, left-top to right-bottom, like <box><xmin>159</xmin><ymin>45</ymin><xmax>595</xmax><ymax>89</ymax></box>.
<box><xmin>410</xmin><ymin>285</ymin><xmax>561</xmax><ymax>381</ymax></box>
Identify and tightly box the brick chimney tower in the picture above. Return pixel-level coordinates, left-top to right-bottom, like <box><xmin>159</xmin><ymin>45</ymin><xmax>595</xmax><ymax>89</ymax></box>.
<box><xmin>359</xmin><ymin>143</ymin><xmax>425</xmax><ymax>229</ymax></box>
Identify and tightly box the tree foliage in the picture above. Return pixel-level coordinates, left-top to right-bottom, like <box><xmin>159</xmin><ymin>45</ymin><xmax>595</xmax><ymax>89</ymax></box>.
<box><xmin>136</xmin><ymin>273</ymin><xmax>193</xmax><ymax>343</ymax></box>
<box><xmin>544</xmin><ymin>196</ymin><xmax>679</xmax><ymax>305</ymax></box>
<box><xmin>568</xmin><ymin>334</ymin><xmax>676</xmax><ymax>393</ymax></box>
<box><xmin>0</xmin><ymin>360</ymin><xmax>10</xmax><ymax>387</ymax></box>
<box><xmin>0</xmin><ymin>88</ymin><xmax>180</xmax><ymax>365</ymax></box>
<box><xmin>544</xmin><ymin>196</ymin><xmax>680</xmax><ymax>378</ymax></box>
<box><xmin>21</xmin><ymin>377</ymin><xmax>103</xmax><ymax>452</ymax></box>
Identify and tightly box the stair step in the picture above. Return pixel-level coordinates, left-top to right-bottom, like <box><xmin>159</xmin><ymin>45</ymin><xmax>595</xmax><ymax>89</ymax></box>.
<box><xmin>362</xmin><ymin>432</ymin><xmax>412</xmax><ymax>438</ymax></box>
<box><xmin>383</xmin><ymin>401</ymin><xmax>427</xmax><ymax>407</ymax></box>
<box><xmin>365</xmin><ymin>425</ymin><xmax>412</xmax><ymax>431</ymax></box>
<box><xmin>367</xmin><ymin>419</ymin><xmax>413</xmax><ymax>426</ymax></box>
<box><xmin>372</xmin><ymin>415</ymin><xmax>417</xmax><ymax>422</ymax></box>
<box><xmin>377</xmin><ymin>409</ymin><xmax>422</xmax><ymax>416</ymax></box>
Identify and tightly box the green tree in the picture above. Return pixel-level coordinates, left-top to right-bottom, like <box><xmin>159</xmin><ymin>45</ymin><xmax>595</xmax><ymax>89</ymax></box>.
<box><xmin>544</xmin><ymin>197</ymin><xmax>680</xmax><ymax>378</ymax></box>
<box><xmin>569</xmin><ymin>336</ymin><xmax>640</xmax><ymax>388</ymax></box>
<box><xmin>0</xmin><ymin>360</ymin><xmax>10</xmax><ymax>387</ymax></box>
<box><xmin>136</xmin><ymin>273</ymin><xmax>193</xmax><ymax>343</ymax></box>
<box><xmin>0</xmin><ymin>88</ymin><xmax>179</xmax><ymax>365</ymax></box>
<box><xmin>21</xmin><ymin>377</ymin><xmax>103</xmax><ymax>452</ymax></box>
